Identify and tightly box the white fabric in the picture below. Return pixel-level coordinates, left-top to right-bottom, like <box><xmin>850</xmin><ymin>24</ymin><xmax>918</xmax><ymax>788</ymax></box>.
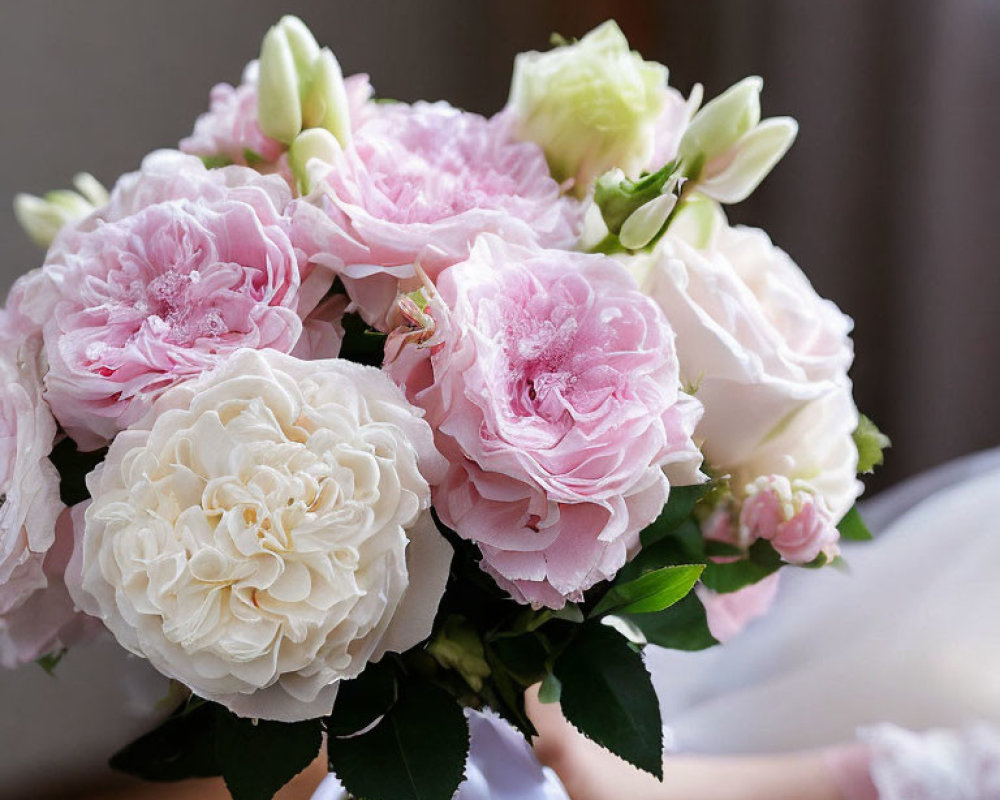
<box><xmin>649</xmin><ymin>448</ymin><xmax>1000</xmax><ymax>754</ymax></box>
<box><xmin>862</xmin><ymin>723</ymin><xmax>1000</xmax><ymax>799</ymax></box>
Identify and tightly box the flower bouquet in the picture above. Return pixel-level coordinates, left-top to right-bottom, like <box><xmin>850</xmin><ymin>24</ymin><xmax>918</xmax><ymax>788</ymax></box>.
<box><xmin>1</xmin><ymin>16</ymin><xmax>887</xmax><ymax>800</ymax></box>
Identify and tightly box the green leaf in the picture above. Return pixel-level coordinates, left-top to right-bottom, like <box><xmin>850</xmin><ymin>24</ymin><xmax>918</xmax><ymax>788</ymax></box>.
<box><xmin>617</xmin><ymin>518</ymin><xmax>705</xmax><ymax>584</ymax></box>
<box><xmin>48</xmin><ymin>437</ymin><xmax>106</xmax><ymax>506</ymax></box>
<box><xmin>591</xmin><ymin>564</ymin><xmax>704</xmax><ymax>618</ymax></box>
<box><xmin>338</xmin><ymin>312</ymin><xmax>386</xmax><ymax>367</ymax></box>
<box><xmin>329</xmin><ymin>678</ymin><xmax>469</xmax><ymax>800</ymax></box>
<box><xmin>216</xmin><ymin>714</ymin><xmax>322</xmax><ymax>800</ymax></box>
<box><xmin>490</xmin><ymin>632</ymin><xmax>550</xmax><ymax>686</ymax></box>
<box><xmin>482</xmin><ymin>646</ymin><xmax>539</xmax><ymax>739</ymax></box>
<box><xmin>242</xmin><ymin>147</ymin><xmax>266</xmax><ymax>166</ymax></box>
<box><xmin>853</xmin><ymin>414</ymin><xmax>890</xmax><ymax>474</ymax></box>
<box><xmin>701</xmin><ymin>539</ymin><xmax>782</xmax><ymax>594</ymax></box>
<box><xmin>36</xmin><ymin>648</ymin><xmax>67</xmax><ymax>675</ymax></box>
<box><xmin>110</xmin><ymin>701</ymin><xmax>222</xmax><ymax>782</ymax></box>
<box><xmin>554</xmin><ymin>625</ymin><xmax>663</xmax><ymax>779</ymax></box>
<box><xmin>624</xmin><ymin>592</ymin><xmax>718</xmax><ymax>651</ymax></box>
<box><xmin>200</xmin><ymin>154</ymin><xmax>234</xmax><ymax>169</ymax></box>
<box><xmin>837</xmin><ymin>506</ymin><xmax>873</xmax><ymax>542</ymax></box>
<box><xmin>640</xmin><ymin>485</ymin><xmax>710</xmax><ymax>548</ymax></box>
<box><xmin>327</xmin><ymin>660</ymin><xmax>397</xmax><ymax>736</ymax></box>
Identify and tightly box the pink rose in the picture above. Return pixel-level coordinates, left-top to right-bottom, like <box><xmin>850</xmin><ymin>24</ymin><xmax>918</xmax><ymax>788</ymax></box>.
<box><xmin>386</xmin><ymin>235</ymin><xmax>703</xmax><ymax>608</ymax></box>
<box><xmin>292</xmin><ymin>102</ymin><xmax>583</xmax><ymax>327</ymax></box>
<box><xmin>1</xmin><ymin>508</ymin><xmax>97</xmax><ymax>668</ymax></box>
<box><xmin>740</xmin><ymin>474</ymin><xmax>840</xmax><ymax>564</ymax></box>
<box><xmin>17</xmin><ymin>150</ymin><xmax>327</xmax><ymax>450</ymax></box>
<box><xmin>0</xmin><ymin>318</ymin><xmax>61</xmax><ymax>618</ymax></box>
<box><xmin>0</xmin><ymin>317</ymin><xmax>92</xmax><ymax>665</ymax></box>
<box><xmin>696</xmin><ymin>572</ymin><xmax>780</xmax><ymax>643</ymax></box>
<box><xmin>180</xmin><ymin>59</ymin><xmax>374</xmax><ymax>175</ymax></box>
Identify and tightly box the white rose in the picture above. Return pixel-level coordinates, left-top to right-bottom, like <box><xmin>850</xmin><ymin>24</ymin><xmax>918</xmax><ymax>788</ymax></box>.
<box><xmin>626</xmin><ymin>224</ymin><xmax>860</xmax><ymax>519</ymax></box>
<box><xmin>70</xmin><ymin>349</ymin><xmax>451</xmax><ymax>722</ymax></box>
<box><xmin>507</xmin><ymin>20</ymin><xmax>667</xmax><ymax>193</ymax></box>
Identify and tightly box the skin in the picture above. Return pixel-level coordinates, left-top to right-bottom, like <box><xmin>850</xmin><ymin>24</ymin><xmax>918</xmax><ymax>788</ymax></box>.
<box><xmin>526</xmin><ymin>687</ymin><xmax>849</xmax><ymax>800</ymax></box>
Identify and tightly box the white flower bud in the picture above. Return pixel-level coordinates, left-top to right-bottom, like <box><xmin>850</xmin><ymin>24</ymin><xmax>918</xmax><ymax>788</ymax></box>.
<box><xmin>618</xmin><ymin>191</ymin><xmax>677</xmax><ymax>250</ymax></box>
<box><xmin>257</xmin><ymin>22</ymin><xmax>303</xmax><ymax>144</ymax></box>
<box><xmin>302</xmin><ymin>48</ymin><xmax>352</xmax><ymax>146</ymax></box>
<box><xmin>257</xmin><ymin>17</ymin><xmax>352</xmax><ymax>148</ymax></box>
<box><xmin>507</xmin><ymin>20</ymin><xmax>667</xmax><ymax>194</ymax></box>
<box><xmin>697</xmin><ymin>117</ymin><xmax>798</xmax><ymax>203</ymax></box>
<box><xmin>13</xmin><ymin>173</ymin><xmax>107</xmax><ymax>248</ymax></box>
<box><xmin>275</xmin><ymin>14</ymin><xmax>320</xmax><ymax>86</ymax></box>
<box><xmin>289</xmin><ymin>127</ymin><xmax>342</xmax><ymax>193</ymax></box>
<box><xmin>678</xmin><ymin>76</ymin><xmax>762</xmax><ymax>169</ymax></box>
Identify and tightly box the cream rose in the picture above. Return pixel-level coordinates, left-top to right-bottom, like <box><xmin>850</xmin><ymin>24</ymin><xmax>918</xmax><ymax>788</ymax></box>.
<box><xmin>627</xmin><ymin>223</ymin><xmax>860</xmax><ymax>520</ymax></box>
<box><xmin>70</xmin><ymin>349</ymin><xmax>450</xmax><ymax>722</ymax></box>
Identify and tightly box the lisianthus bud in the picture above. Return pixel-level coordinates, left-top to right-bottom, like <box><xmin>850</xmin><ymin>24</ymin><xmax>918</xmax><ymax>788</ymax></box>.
<box><xmin>257</xmin><ymin>21</ymin><xmax>305</xmax><ymax>144</ymax></box>
<box><xmin>288</xmin><ymin>127</ymin><xmax>342</xmax><ymax>192</ymax></box>
<box><xmin>618</xmin><ymin>191</ymin><xmax>677</xmax><ymax>250</ymax></box>
<box><xmin>14</xmin><ymin>173</ymin><xmax>108</xmax><ymax>248</ymax></box>
<box><xmin>257</xmin><ymin>16</ymin><xmax>352</xmax><ymax>147</ymax></box>
<box><xmin>302</xmin><ymin>49</ymin><xmax>352</xmax><ymax>146</ymax></box>
<box><xmin>667</xmin><ymin>193</ymin><xmax>727</xmax><ymax>250</ymax></box>
<box><xmin>677</xmin><ymin>77</ymin><xmax>797</xmax><ymax>205</ymax></box>
<box><xmin>508</xmin><ymin>20</ymin><xmax>667</xmax><ymax>194</ymax></box>
<box><xmin>697</xmin><ymin>117</ymin><xmax>798</xmax><ymax>203</ymax></box>
<box><xmin>679</xmin><ymin>76</ymin><xmax>762</xmax><ymax>168</ymax></box>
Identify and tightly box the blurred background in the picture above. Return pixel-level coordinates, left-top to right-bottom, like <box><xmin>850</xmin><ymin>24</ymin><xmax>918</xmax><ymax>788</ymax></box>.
<box><xmin>0</xmin><ymin>0</ymin><xmax>997</xmax><ymax>796</ymax></box>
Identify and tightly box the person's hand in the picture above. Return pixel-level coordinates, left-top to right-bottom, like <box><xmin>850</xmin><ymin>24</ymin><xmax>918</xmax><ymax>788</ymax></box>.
<box><xmin>526</xmin><ymin>686</ymin><xmax>848</xmax><ymax>800</ymax></box>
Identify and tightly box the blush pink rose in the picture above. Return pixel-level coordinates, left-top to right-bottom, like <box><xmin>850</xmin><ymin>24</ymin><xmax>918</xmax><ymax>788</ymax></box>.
<box><xmin>0</xmin><ymin>316</ymin><xmax>93</xmax><ymax>665</ymax></box>
<box><xmin>292</xmin><ymin>102</ymin><xmax>583</xmax><ymax>327</ymax></box>
<box><xmin>696</xmin><ymin>572</ymin><xmax>781</xmax><ymax>643</ymax></box>
<box><xmin>16</xmin><ymin>150</ymin><xmax>329</xmax><ymax>450</ymax></box>
<box><xmin>0</xmin><ymin>507</ymin><xmax>97</xmax><ymax>668</ymax></box>
<box><xmin>386</xmin><ymin>235</ymin><xmax>703</xmax><ymax>608</ymax></box>
<box><xmin>0</xmin><ymin>316</ymin><xmax>61</xmax><ymax>618</ymax></box>
<box><xmin>740</xmin><ymin>474</ymin><xmax>840</xmax><ymax>564</ymax></box>
<box><xmin>180</xmin><ymin>59</ymin><xmax>374</xmax><ymax>175</ymax></box>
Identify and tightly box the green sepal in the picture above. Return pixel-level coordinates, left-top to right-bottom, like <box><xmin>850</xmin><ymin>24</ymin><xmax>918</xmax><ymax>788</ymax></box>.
<box><xmin>854</xmin><ymin>414</ymin><xmax>890</xmax><ymax>474</ymax></box>
<box><xmin>594</xmin><ymin>160</ymin><xmax>678</xmax><ymax>235</ymax></box>
<box><xmin>537</xmin><ymin>672</ymin><xmax>563</xmax><ymax>704</ymax></box>
<box><xmin>554</xmin><ymin>624</ymin><xmax>663</xmax><ymax>779</ymax></box>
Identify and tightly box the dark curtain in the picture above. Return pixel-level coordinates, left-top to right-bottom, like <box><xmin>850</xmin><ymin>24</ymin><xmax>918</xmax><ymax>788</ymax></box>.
<box><xmin>1</xmin><ymin>0</ymin><xmax>997</xmax><ymax>490</ymax></box>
